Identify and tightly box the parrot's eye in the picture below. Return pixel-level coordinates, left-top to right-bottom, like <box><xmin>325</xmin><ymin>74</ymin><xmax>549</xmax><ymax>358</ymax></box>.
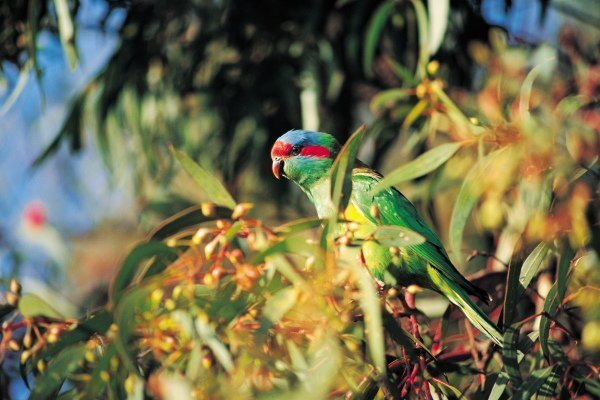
<box><xmin>290</xmin><ymin>145</ymin><xmax>302</xmax><ymax>156</ymax></box>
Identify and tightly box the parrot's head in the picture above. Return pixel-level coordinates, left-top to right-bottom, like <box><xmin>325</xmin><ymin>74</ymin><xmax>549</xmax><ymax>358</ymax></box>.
<box><xmin>271</xmin><ymin>130</ymin><xmax>340</xmax><ymax>189</ymax></box>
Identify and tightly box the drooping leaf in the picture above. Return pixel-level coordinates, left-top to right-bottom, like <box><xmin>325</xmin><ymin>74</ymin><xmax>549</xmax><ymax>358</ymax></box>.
<box><xmin>519</xmin><ymin>57</ymin><xmax>555</xmax><ymax>119</ymax></box>
<box><xmin>110</xmin><ymin>242</ymin><xmax>178</xmax><ymax>305</ymax></box>
<box><xmin>427</xmin><ymin>0</ymin><xmax>449</xmax><ymax>54</ymax></box>
<box><xmin>53</xmin><ymin>0</ymin><xmax>78</xmax><ymax>68</ymax></box>
<box><xmin>30</xmin><ymin>343</ymin><xmax>87</xmax><ymax>400</ymax></box>
<box><xmin>373</xmin><ymin>142</ymin><xmax>462</xmax><ymax>193</ymax></box>
<box><xmin>330</xmin><ymin>124</ymin><xmax>368</xmax><ymax>213</ymax></box>
<box><xmin>449</xmin><ymin>147</ymin><xmax>511</xmax><ymax>263</ymax></box>
<box><xmin>172</xmin><ymin>147</ymin><xmax>236</xmax><ymax>209</ymax></box>
<box><xmin>353</xmin><ymin>263</ymin><xmax>385</xmax><ymax>375</ymax></box>
<box><xmin>363</xmin><ymin>0</ymin><xmax>395</xmax><ymax>77</ymax></box>
<box><xmin>19</xmin><ymin>294</ymin><xmax>63</xmax><ymax>319</ymax></box>
<box><xmin>411</xmin><ymin>0</ymin><xmax>429</xmax><ymax>77</ymax></box>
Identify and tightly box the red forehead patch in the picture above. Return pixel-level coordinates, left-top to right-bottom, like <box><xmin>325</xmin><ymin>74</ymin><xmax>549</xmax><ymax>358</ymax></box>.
<box><xmin>271</xmin><ymin>141</ymin><xmax>292</xmax><ymax>158</ymax></box>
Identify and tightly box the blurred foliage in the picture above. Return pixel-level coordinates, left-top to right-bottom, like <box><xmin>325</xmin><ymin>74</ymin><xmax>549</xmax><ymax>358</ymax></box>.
<box><xmin>1</xmin><ymin>0</ymin><xmax>600</xmax><ymax>398</ymax></box>
<box><xmin>3</xmin><ymin>0</ymin><xmax>569</xmax><ymax>212</ymax></box>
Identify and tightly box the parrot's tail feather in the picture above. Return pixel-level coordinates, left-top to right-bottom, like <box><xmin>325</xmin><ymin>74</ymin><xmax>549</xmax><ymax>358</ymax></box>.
<box><xmin>428</xmin><ymin>266</ymin><xmax>503</xmax><ymax>347</ymax></box>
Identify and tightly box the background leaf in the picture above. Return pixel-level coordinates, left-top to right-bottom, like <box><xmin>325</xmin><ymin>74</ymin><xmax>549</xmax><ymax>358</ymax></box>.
<box><xmin>373</xmin><ymin>142</ymin><xmax>462</xmax><ymax>193</ymax></box>
<box><xmin>172</xmin><ymin>148</ymin><xmax>237</xmax><ymax>209</ymax></box>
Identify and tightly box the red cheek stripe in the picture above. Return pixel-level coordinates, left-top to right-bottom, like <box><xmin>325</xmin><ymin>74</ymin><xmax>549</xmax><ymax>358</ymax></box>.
<box><xmin>271</xmin><ymin>141</ymin><xmax>292</xmax><ymax>158</ymax></box>
<box><xmin>301</xmin><ymin>145</ymin><xmax>330</xmax><ymax>158</ymax></box>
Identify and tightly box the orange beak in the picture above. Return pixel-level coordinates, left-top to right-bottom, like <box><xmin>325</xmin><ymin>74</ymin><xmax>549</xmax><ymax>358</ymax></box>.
<box><xmin>272</xmin><ymin>158</ymin><xmax>284</xmax><ymax>179</ymax></box>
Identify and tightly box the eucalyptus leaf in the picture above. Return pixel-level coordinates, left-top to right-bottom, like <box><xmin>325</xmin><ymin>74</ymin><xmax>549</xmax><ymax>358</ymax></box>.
<box><xmin>172</xmin><ymin>147</ymin><xmax>236</xmax><ymax>209</ymax></box>
<box><xmin>373</xmin><ymin>142</ymin><xmax>462</xmax><ymax>193</ymax></box>
<box><xmin>19</xmin><ymin>293</ymin><xmax>63</xmax><ymax>319</ymax></box>
<box><xmin>353</xmin><ymin>264</ymin><xmax>386</xmax><ymax>375</ymax></box>
<box><xmin>363</xmin><ymin>0</ymin><xmax>394</xmax><ymax>77</ymax></box>
<box><xmin>370</xmin><ymin>225</ymin><xmax>425</xmax><ymax>247</ymax></box>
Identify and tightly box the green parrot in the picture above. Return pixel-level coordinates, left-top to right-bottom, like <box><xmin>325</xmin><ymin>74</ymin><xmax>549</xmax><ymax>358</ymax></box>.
<box><xmin>271</xmin><ymin>129</ymin><xmax>503</xmax><ymax>346</ymax></box>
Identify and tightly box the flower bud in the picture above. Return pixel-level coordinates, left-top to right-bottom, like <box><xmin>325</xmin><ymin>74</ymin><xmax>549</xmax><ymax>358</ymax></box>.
<box><xmin>232</xmin><ymin>203</ymin><xmax>254</xmax><ymax>219</ymax></box>
<box><xmin>10</xmin><ymin>279</ymin><xmax>21</xmax><ymax>295</ymax></box>
<box><xmin>200</xmin><ymin>202</ymin><xmax>216</xmax><ymax>217</ymax></box>
<box><xmin>37</xmin><ymin>359</ymin><xmax>46</xmax><ymax>373</ymax></box>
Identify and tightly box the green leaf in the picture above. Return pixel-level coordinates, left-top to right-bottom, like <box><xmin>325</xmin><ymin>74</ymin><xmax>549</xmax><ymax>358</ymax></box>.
<box><xmin>149</xmin><ymin>205</ymin><xmax>231</xmax><ymax>240</ymax></box>
<box><xmin>172</xmin><ymin>147</ymin><xmax>236</xmax><ymax>209</ymax></box>
<box><xmin>330</xmin><ymin>124</ymin><xmax>368</xmax><ymax>213</ymax></box>
<box><xmin>427</xmin><ymin>0</ymin><xmax>449</xmax><ymax>54</ymax></box>
<box><xmin>110</xmin><ymin>242</ymin><xmax>178</xmax><ymax>305</ymax></box>
<box><xmin>401</xmin><ymin>98</ymin><xmax>429</xmax><ymax>130</ymax></box>
<box><xmin>382</xmin><ymin>312</ymin><xmax>419</xmax><ymax>357</ymax></box>
<box><xmin>513</xmin><ymin>366</ymin><xmax>554</xmax><ymax>399</ymax></box>
<box><xmin>449</xmin><ymin>147</ymin><xmax>511</xmax><ymax>263</ymax></box>
<box><xmin>113</xmin><ymin>285</ymin><xmax>155</xmax><ymax>375</ymax></box>
<box><xmin>353</xmin><ymin>263</ymin><xmax>385</xmax><ymax>375</ymax></box>
<box><xmin>195</xmin><ymin>319</ymin><xmax>234</xmax><ymax>372</ymax></box>
<box><xmin>488</xmin><ymin>372</ymin><xmax>509</xmax><ymax>400</ymax></box>
<box><xmin>502</xmin><ymin>327</ymin><xmax>522</xmax><ymax>387</ymax></box>
<box><xmin>539</xmin><ymin>246</ymin><xmax>574</xmax><ymax>359</ymax></box>
<box><xmin>19</xmin><ymin>294</ymin><xmax>63</xmax><ymax>319</ymax></box>
<box><xmin>370</xmin><ymin>88</ymin><xmax>413</xmax><ymax>112</ymax></box>
<box><xmin>363</xmin><ymin>0</ymin><xmax>395</xmax><ymax>77</ymax></box>
<box><xmin>518</xmin><ymin>242</ymin><xmax>551</xmax><ymax>294</ymax></box>
<box><xmin>260</xmin><ymin>287</ymin><xmax>299</xmax><ymax>334</ymax></box>
<box><xmin>30</xmin><ymin>343</ymin><xmax>87</xmax><ymax>400</ymax></box>
<box><xmin>373</xmin><ymin>142</ymin><xmax>462</xmax><ymax>193</ymax></box>
<box><xmin>411</xmin><ymin>0</ymin><xmax>429</xmax><ymax>77</ymax></box>
<box><xmin>519</xmin><ymin>58</ymin><xmax>555</xmax><ymax>119</ymax></box>
<box><xmin>369</xmin><ymin>225</ymin><xmax>425</xmax><ymax>247</ymax></box>
<box><xmin>54</xmin><ymin>0</ymin><xmax>79</xmax><ymax>68</ymax></box>
<box><xmin>83</xmin><ymin>343</ymin><xmax>118</xmax><ymax>398</ymax></box>
<box><xmin>503</xmin><ymin>258</ymin><xmax>523</xmax><ymax>327</ymax></box>
<box><xmin>41</xmin><ymin>311</ymin><xmax>113</xmax><ymax>359</ymax></box>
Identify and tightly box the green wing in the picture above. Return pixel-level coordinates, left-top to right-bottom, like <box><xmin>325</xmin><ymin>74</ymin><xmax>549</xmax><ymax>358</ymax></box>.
<box><xmin>350</xmin><ymin>166</ymin><xmax>490</xmax><ymax>303</ymax></box>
